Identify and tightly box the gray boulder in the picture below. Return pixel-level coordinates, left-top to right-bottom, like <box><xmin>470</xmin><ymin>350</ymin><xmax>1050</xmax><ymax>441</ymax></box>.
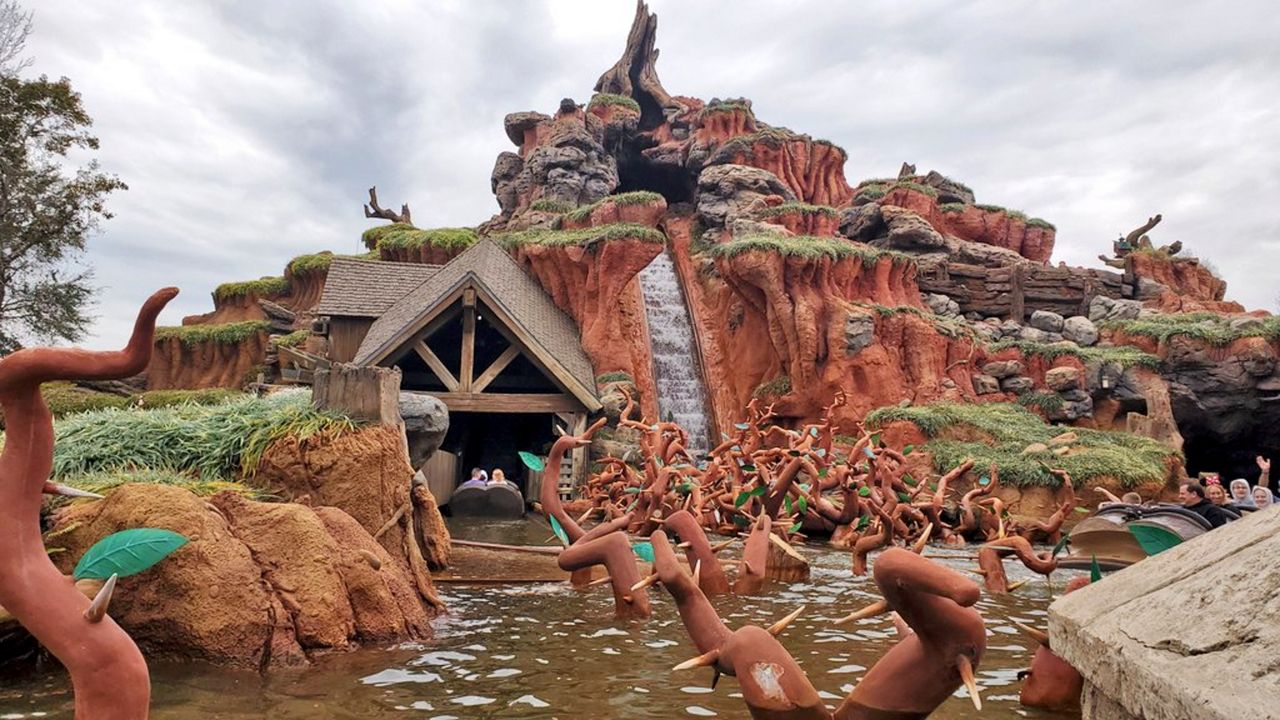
<box><xmin>972</xmin><ymin>374</ymin><xmax>1000</xmax><ymax>395</ymax></box>
<box><xmin>1029</xmin><ymin>310</ymin><xmax>1065</xmax><ymax>333</ymax></box>
<box><xmin>1019</xmin><ymin>326</ymin><xmax>1052</xmax><ymax>343</ymax></box>
<box><xmin>838</xmin><ymin>202</ymin><xmax>885</xmax><ymax>242</ymax></box>
<box><xmin>695</xmin><ymin>164</ymin><xmax>796</xmax><ymax>229</ymax></box>
<box><xmin>844</xmin><ymin>313</ymin><xmax>876</xmax><ymax>355</ymax></box>
<box><xmin>923</xmin><ymin>293</ymin><xmax>961</xmax><ymax>318</ymax></box>
<box><xmin>1088</xmin><ymin>296</ymin><xmax>1142</xmax><ymax>323</ymax></box>
<box><xmin>1063</xmin><ymin>316</ymin><xmax>1099</xmax><ymax>346</ymax></box>
<box><xmin>1001</xmin><ymin>376</ymin><xmax>1035</xmax><ymax>394</ymax></box>
<box><xmin>982</xmin><ymin>360</ymin><xmax>1024</xmax><ymax>379</ymax></box>
<box><xmin>399</xmin><ymin>393</ymin><xmax>450</xmax><ymax>470</ymax></box>
<box><xmin>879</xmin><ymin>206</ymin><xmax>945</xmax><ymax>251</ymax></box>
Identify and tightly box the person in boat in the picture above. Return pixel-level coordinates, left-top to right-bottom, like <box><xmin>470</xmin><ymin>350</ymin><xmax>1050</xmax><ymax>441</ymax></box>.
<box><xmin>461</xmin><ymin>467</ymin><xmax>488</xmax><ymax>490</ymax></box>
<box><xmin>1229</xmin><ymin>479</ymin><xmax>1256</xmax><ymax>509</ymax></box>
<box><xmin>1093</xmin><ymin>487</ymin><xmax>1143</xmax><ymax>507</ymax></box>
<box><xmin>1179</xmin><ymin>482</ymin><xmax>1234</xmax><ymax>529</ymax></box>
<box><xmin>489</xmin><ymin>468</ymin><xmax>516</xmax><ymax>488</ymax></box>
<box><xmin>1253</xmin><ymin>485</ymin><xmax>1274</xmax><ymax>509</ymax></box>
<box><xmin>1256</xmin><ymin>456</ymin><xmax>1280</xmax><ymax>501</ymax></box>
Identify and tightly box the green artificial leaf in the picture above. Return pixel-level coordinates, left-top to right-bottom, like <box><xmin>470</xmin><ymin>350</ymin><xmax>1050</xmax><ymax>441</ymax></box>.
<box><xmin>750</xmin><ymin>484</ymin><xmax>769</xmax><ymax>497</ymax></box>
<box><xmin>818</xmin><ymin>468</ymin><xmax>829</xmax><ymax>477</ymax></box>
<box><xmin>799</xmin><ymin>483</ymin><xmax>811</xmax><ymax>493</ymax></box>
<box><xmin>896</xmin><ymin>492</ymin><xmax>910</xmax><ymax>503</ymax></box>
<box><xmin>74</xmin><ymin>529</ymin><xmax>188</xmax><ymax>581</ymax></box>
<box><xmin>626</xmin><ymin>500</ymin><xmax>638</xmax><ymax>512</ymax></box>
<box><xmin>796</xmin><ymin>497</ymin><xmax>809</xmax><ymax>515</ymax></box>
<box><xmin>863</xmin><ymin>447</ymin><xmax>876</xmax><ymax>460</ymax></box>
<box><xmin>731</xmin><ymin>445</ymin><xmax>742</xmax><ymax>453</ymax></box>
<box><xmin>733</xmin><ymin>515</ymin><xmax>750</xmax><ymax>527</ymax></box>
<box><xmin>816</xmin><ymin>448</ymin><xmax>827</xmax><ymax>458</ymax></box>
<box><xmin>741</xmin><ymin>464</ymin><xmax>757</xmax><ymax>472</ymax></box>
<box><xmin>1074</xmin><ymin>506</ymin><xmax>1090</xmax><ymax>513</ymax></box>
<box><xmin>858</xmin><ymin>486</ymin><xmax>872</xmax><ymax>497</ymax></box>
<box><xmin>789</xmin><ymin>521</ymin><xmax>803</xmax><ymax>533</ymax></box>
<box><xmin>928</xmin><ymin>482</ymin><xmax>938</xmax><ymax>491</ymax></box>
<box><xmin>549</xmin><ymin>515</ymin><xmax>570</xmax><ymax>547</ymax></box>
<box><xmin>809</xmin><ymin>427</ymin><xmax>819</xmax><ymax>438</ymax></box>
<box><xmin>655</xmin><ymin>457</ymin><xmax>665</xmax><ymax>468</ymax></box>
<box><xmin>734</xmin><ymin>423</ymin><xmax>750</xmax><ymax>430</ymax></box>
<box><xmin>677</xmin><ymin>482</ymin><xmax>696</xmax><ymax>494</ymax></box>
<box><xmin>519</xmin><ymin>451</ymin><xmax>545</xmax><ymax>472</ymax></box>
<box><xmin>1089</xmin><ymin>554</ymin><xmax>1103</xmax><ymax>583</ymax></box>
<box><xmin>869</xmin><ymin>432</ymin><xmax>882</xmax><ymax>447</ymax></box>
<box><xmin>787</xmin><ymin>450</ymin><xmax>802</xmax><ymax>457</ymax></box>
<box><xmin>784</xmin><ymin>497</ymin><xmax>793</xmax><ymax>514</ymax></box>
<box><xmin>734</xmin><ymin>491</ymin><xmax>751</xmax><ymax>508</ymax></box>
<box><xmin>856</xmin><ymin>515</ymin><xmax>871</xmax><ymax>530</ymax></box>
<box><xmin>903</xmin><ymin>444</ymin><xmax>915</xmax><ymax>455</ymax></box>
<box><xmin>632</xmin><ymin>542</ymin><xmax>655</xmax><ymax>563</ymax></box>
<box><xmin>1051</xmin><ymin>534</ymin><xmax>1071</xmax><ymax>558</ymax></box>
<box><xmin>624</xmin><ymin>486</ymin><xmax>643</xmax><ymax>494</ymax></box>
<box><xmin>1128</xmin><ymin>524</ymin><xmax>1183</xmax><ymax>557</ymax></box>
<box><xmin>903</xmin><ymin>473</ymin><xmax>916</xmax><ymax>486</ymax></box>
<box><xmin>721</xmin><ymin>432</ymin><xmax>731</xmax><ymax>441</ymax></box>
<box><xmin>978</xmin><ymin>475</ymin><xmax>990</xmax><ymax>486</ymax></box>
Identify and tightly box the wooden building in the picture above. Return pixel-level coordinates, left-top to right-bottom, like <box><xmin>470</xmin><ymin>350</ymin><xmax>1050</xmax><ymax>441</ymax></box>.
<box><xmin>313</xmin><ymin>241</ymin><xmax>601</xmax><ymax>494</ymax></box>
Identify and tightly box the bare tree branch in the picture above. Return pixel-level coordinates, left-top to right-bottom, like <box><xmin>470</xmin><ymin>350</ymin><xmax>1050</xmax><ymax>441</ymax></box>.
<box><xmin>362</xmin><ymin>186</ymin><xmax>412</xmax><ymax>225</ymax></box>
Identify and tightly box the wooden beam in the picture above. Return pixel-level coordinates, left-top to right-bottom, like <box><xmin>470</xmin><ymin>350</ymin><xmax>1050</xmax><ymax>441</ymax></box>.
<box><xmin>426</xmin><ymin>392</ymin><xmax>583</xmax><ymax>413</ymax></box>
<box><xmin>460</xmin><ymin>291</ymin><xmax>476</xmax><ymax>392</ymax></box>
<box><xmin>472</xmin><ymin>344</ymin><xmax>520</xmax><ymax>394</ymax></box>
<box><xmin>570</xmin><ymin>412</ymin><xmax>589</xmax><ymax>491</ymax></box>
<box><xmin>414</xmin><ymin>341</ymin><xmax>459</xmax><ymax>392</ymax></box>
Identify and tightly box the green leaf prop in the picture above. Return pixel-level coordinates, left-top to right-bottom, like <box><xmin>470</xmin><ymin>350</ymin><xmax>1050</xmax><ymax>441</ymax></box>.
<box><xmin>862</xmin><ymin>447</ymin><xmax>876</xmax><ymax>460</ymax></box>
<box><xmin>809</xmin><ymin>427</ymin><xmax>820</xmax><ymax>438</ymax></box>
<box><xmin>549</xmin><ymin>515</ymin><xmax>570</xmax><ymax>547</ymax></box>
<box><xmin>818</xmin><ymin>468</ymin><xmax>829</xmax><ymax>477</ymax></box>
<box><xmin>519</xmin><ymin>451</ymin><xmax>545</xmax><ymax>472</ymax></box>
<box><xmin>903</xmin><ymin>473</ymin><xmax>916</xmax><ymax>486</ymax></box>
<box><xmin>1089</xmin><ymin>554</ymin><xmax>1103</xmax><ymax>583</ymax></box>
<box><xmin>750</xmin><ymin>484</ymin><xmax>769</xmax><ymax>498</ymax></box>
<box><xmin>978</xmin><ymin>475</ymin><xmax>990</xmax><ymax>486</ymax></box>
<box><xmin>734</xmin><ymin>491</ymin><xmax>752</xmax><ymax>508</ymax></box>
<box><xmin>624</xmin><ymin>487</ymin><xmax>643</xmax><ymax>494</ymax></box>
<box><xmin>1074</xmin><ymin>506</ymin><xmax>1090</xmax><ymax>513</ymax></box>
<box><xmin>796</xmin><ymin>496</ymin><xmax>809</xmax><ymax>515</ymax></box>
<box><xmin>733</xmin><ymin>515</ymin><xmax>750</xmax><ymax>527</ymax></box>
<box><xmin>734</xmin><ymin>423</ymin><xmax>750</xmax><ymax>430</ymax></box>
<box><xmin>1128</xmin><ymin>524</ymin><xmax>1183</xmax><ymax>557</ymax></box>
<box><xmin>789</xmin><ymin>521</ymin><xmax>803</xmax><ymax>533</ymax></box>
<box><xmin>856</xmin><ymin>515</ymin><xmax>871</xmax><ymax>530</ymax></box>
<box><xmin>677</xmin><ymin>482</ymin><xmax>696</xmax><ymax>494</ymax></box>
<box><xmin>73</xmin><ymin>529</ymin><xmax>188</xmax><ymax>581</ymax></box>
<box><xmin>741</xmin><ymin>464</ymin><xmax>757</xmax><ymax>472</ymax></box>
<box><xmin>869</xmin><ymin>432</ymin><xmax>882</xmax><ymax>447</ymax></box>
<box><xmin>632</xmin><ymin>542</ymin><xmax>655</xmax><ymax>563</ymax></box>
<box><xmin>1051</xmin><ymin>534</ymin><xmax>1071</xmax><ymax>558</ymax></box>
<box><xmin>784</xmin><ymin>497</ymin><xmax>793</xmax><ymax>514</ymax></box>
<box><xmin>816</xmin><ymin>448</ymin><xmax>827</xmax><ymax>458</ymax></box>
<box><xmin>903</xmin><ymin>444</ymin><xmax>915</xmax><ymax>455</ymax></box>
<box><xmin>896</xmin><ymin>492</ymin><xmax>910</xmax><ymax>503</ymax></box>
<box><xmin>858</xmin><ymin>486</ymin><xmax>872</xmax><ymax>497</ymax></box>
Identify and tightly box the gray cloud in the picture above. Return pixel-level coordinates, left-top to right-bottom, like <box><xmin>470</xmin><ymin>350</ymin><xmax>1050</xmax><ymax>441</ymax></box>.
<box><xmin>22</xmin><ymin>0</ymin><xmax>1280</xmax><ymax>348</ymax></box>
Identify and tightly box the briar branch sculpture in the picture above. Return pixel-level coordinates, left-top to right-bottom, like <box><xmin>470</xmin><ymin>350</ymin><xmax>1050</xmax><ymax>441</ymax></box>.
<box><xmin>363</xmin><ymin>185</ymin><xmax>412</xmax><ymax>225</ymax></box>
<box><xmin>0</xmin><ymin>287</ymin><xmax>178</xmax><ymax>720</ymax></box>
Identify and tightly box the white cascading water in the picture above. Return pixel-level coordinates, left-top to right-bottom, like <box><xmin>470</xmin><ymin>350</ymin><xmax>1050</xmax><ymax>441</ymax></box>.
<box><xmin>638</xmin><ymin>249</ymin><xmax>713</xmax><ymax>458</ymax></box>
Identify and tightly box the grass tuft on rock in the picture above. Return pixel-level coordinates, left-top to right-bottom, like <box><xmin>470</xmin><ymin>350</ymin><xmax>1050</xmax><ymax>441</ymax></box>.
<box><xmin>753</xmin><ymin>375</ymin><xmax>792</xmax><ymax>398</ymax></box>
<box><xmin>529</xmin><ymin>198</ymin><xmax>574</xmax><ymax>214</ymax></box>
<box><xmin>564</xmin><ymin>191</ymin><xmax>665</xmax><ymax>222</ymax></box>
<box><xmin>496</xmin><ymin>222</ymin><xmax>665</xmax><ymax>249</ymax></box>
<box><xmin>595</xmin><ymin>371</ymin><xmax>634</xmax><ymax>386</ymax></box>
<box><xmin>51</xmin><ymin>390</ymin><xmax>359</xmax><ymax>482</ymax></box>
<box><xmin>891</xmin><ymin>181</ymin><xmax>938</xmax><ymax>197</ymax></box>
<box><xmin>1027</xmin><ymin>217</ymin><xmax>1056</xmax><ymax>231</ymax></box>
<box><xmin>939</xmin><ymin>202</ymin><xmax>967</xmax><ymax>213</ymax></box>
<box><xmin>987</xmin><ymin>339</ymin><xmax>1161</xmax><ymax>370</ymax></box>
<box><xmin>587</xmin><ymin>93</ymin><xmax>640</xmax><ymax>114</ymax></box>
<box><xmin>273</xmin><ymin>330</ymin><xmax>309</xmax><ymax>348</ymax></box>
<box><xmin>867</xmin><ymin>402</ymin><xmax>1178</xmax><ymax>488</ymax></box>
<box><xmin>707</xmin><ymin>235</ymin><xmax>909</xmax><ymax>264</ymax></box>
<box><xmin>50</xmin><ymin>470</ymin><xmax>266</xmax><ymax>507</ymax></box>
<box><xmin>363</xmin><ymin>224</ymin><xmax>478</xmax><ymax>253</ymax></box>
<box><xmin>1017</xmin><ymin>391</ymin><xmax>1065</xmax><ymax>414</ymax></box>
<box><xmin>759</xmin><ymin>202</ymin><xmax>839</xmax><ymax>218</ymax></box>
<box><xmin>214</xmin><ymin>277</ymin><xmax>288</xmax><ymax>301</ymax></box>
<box><xmin>1101</xmin><ymin>313</ymin><xmax>1280</xmax><ymax>346</ymax></box>
<box><xmin>156</xmin><ymin>321</ymin><xmax>270</xmax><ymax>347</ymax></box>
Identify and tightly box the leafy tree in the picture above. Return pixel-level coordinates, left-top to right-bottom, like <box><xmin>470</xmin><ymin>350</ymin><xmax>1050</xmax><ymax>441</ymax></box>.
<box><xmin>0</xmin><ymin>2</ymin><xmax>124</xmax><ymax>353</ymax></box>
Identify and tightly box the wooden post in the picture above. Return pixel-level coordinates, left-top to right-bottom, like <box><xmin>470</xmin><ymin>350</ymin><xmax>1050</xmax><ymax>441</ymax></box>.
<box><xmin>571</xmin><ymin>412</ymin><xmax>589</xmax><ymax>494</ymax></box>
<box><xmin>460</xmin><ymin>288</ymin><xmax>476</xmax><ymax>392</ymax></box>
<box><xmin>313</xmin><ymin>363</ymin><xmax>404</xmax><ymax>427</ymax></box>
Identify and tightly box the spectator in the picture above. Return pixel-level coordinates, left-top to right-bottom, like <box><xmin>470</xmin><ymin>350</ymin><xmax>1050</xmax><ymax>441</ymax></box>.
<box><xmin>489</xmin><ymin>468</ymin><xmax>515</xmax><ymax>488</ymax></box>
<box><xmin>1205</xmin><ymin>480</ymin><xmax>1231</xmax><ymax>507</ymax></box>
<box><xmin>1121</xmin><ymin>492</ymin><xmax>1142</xmax><ymax>504</ymax></box>
<box><xmin>1253</xmin><ymin>485</ymin><xmax>1274</xmax><ymax>509</ymax></box>
<box><xmin>1229</xmin><ymin>479</ymin><xmax>1256</xmax><ymax>509</ymax></box>
<box><xmin>1179</xmin><ymin>482</ymin><xmax>1234</xmax><ymax>529</ymax></box>
<box><xmin>461</xmin><ymin>467</ymin><xmax>488</xmax><ymax>489</ymax></box>
<box><xmin>1257</xmin><ymin>456</ymin><xmax>1279</xmax><ymax>501</ymax></box>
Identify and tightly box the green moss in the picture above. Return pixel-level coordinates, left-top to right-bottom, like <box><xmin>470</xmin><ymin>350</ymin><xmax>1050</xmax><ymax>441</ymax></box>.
<box><xmin>136</xmin><ymin>389</ymin><xmax>244</xmax><ymax>409</ymax></box>
<box><xmin>595</xmin><ymin>371</ymin><xmax>634</xmax><ymax>386</ymax></box>
<box><xmin>707</xmin><ymin>235</ymin><xmax>908</xmax><ymax>264</ymax></box>
<box><xmin>48</xmin><ymin>469</ymin><xmax>266</xmax><ymax>508</ymax></box>
<box><xmin>753</xmin><ymin>375</ymin><xmax>792</xmax><ymax>398</ymax></box>
<box><xmin>274</xmin><ymin>330</ymin><xmax>309</xmax><ymax>348</ymax></box>
<box><xmin>587</xmin><ymin>93</ymin><xmax>640</xmax><ymax>114</ymax></box>
<box><xmin>51</xmin><ymin>390</ymin><xmax>359</xmax><ymax>481</ymax></box>
<box><xmin>866</xmin><ymin>402</ymin><xmax>1178</xmax><ymax>488</ymax></box>
<box><xmin>287</xmin><ymin>252</ymin><xmax>335</xmax><ymax>274</ymax></box>
<box><xmin>857</xmin><ymin>178</ymin><xmax>899</xmax><ymax>187</ymax></box>
<box><xmin>155</xmin><ymin>321</ymin><xmax>270</xmax><ymax>347</ymax></box>
<box><xmin>42</xmin><ymin>383</ymin><xmax>130</xmax><ymax>417</ymax></box>
<box><xmin>564</xmin><ymin>191</ymin><xmax>666</xmax><ymax>223</ymax></box>
<box><xmin>759</xmin><ymin>202</ymin><xmax>839</xmax><ymax>219</ymax></box>
<box><xmin>1101</xmin><ymin>313</ymin><xmax>1280</xmax><ymax>347</ymax></box>
<box><xmin>1027</xmin><ymin>217</ymin><xmax>1056</xmax><ymax>231</ymax></box>
<box><xmin>496</xmin><ymin>222</ymin><xmax>666</xmax><ymax>250</ymax></box>
<box><xmin>213</xmin><ymin>277</ymin><xmax>288</xmax><ymax>301</ymax></box>
<box><xmin>1017</xmin><ymin>391</ymin><xmax>1065</xmax><ymax>414</ymax></box>
<box><xmin>855</xmin><ymin>187</ymin><xmax>887</xmax><ymax>201</ymax></box>
<box><xmin>940</xmin><ymin>202</ymin><xmax>967</xmax><ymax>214</ymax></box>
<box><xmin>891</xmin><ymin>181</ymin><xmax>938</xmax><ymax>197</ymax></box>
<box><xmin>988</xmin><ymin>339</ymin><xmax>1161</xmax><ymax>370</ymax></box>
<box><xmin>530</xmin><ymin>199</ymin><xmax>573</xmax><ymax>214</ymax></box>
<box><xmin>364</xmin><ymin>224</ymin><xmax>477</xmax><ymax>253</ymax></box>
<box><xmin>700</xmin><ymin>101</ymin><xmax>753</xmax><ymax>116</ymax></box>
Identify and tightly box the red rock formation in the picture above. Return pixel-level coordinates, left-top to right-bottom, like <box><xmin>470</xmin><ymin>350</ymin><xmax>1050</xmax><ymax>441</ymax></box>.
<box><xmin>376</xmin><ymin>243</ymin><xmax>465</xmax><ymax>266</ymax></box>
<box><xmin>709</xmin><ymin>131</ymin><xmax>854</xmax><ymax>206</ymax></box>
<box><xmin>761</xmin><ymin>206</ymin><xmax>841</xmax><ymax>236</ymax></box>
<box><xmin>512</xmin><ymin>236</ymin><xmax>663</xmax><ymax>422</ymax></box>
<box><xmin>879</xmin><ymin>186</ymin><xmax>1056</xmax><ymax>262</ymax></box>
<box><xmin>560</xmin><ymin>194</ymin><xmax>668</xmax><ymax>230</ymax></box>
<box><xmin>46</xmin><ymin>484</ymin><xmax>431</xmax><ymax>668</ymax></box>
<box><xmin>1128</xmin><ymin>253</ymin><xmax>1241</xmax><ymax>312</ymax></box>
<box><xmin>146</xmin><ymin>330</ymin><xmax>268</xmax><ymax>390</ymax></box>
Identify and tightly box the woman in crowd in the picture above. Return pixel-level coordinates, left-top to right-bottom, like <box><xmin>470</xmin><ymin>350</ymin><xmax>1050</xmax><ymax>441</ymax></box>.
<box><xmin>1229</xmin><ymin>479</ymin><xmax>1256</xmax><ymax>509</ymax></box>
<box><xmin>1253</xmin><ymin>485</ymin><xmax>1274</xmax><ymax>510</ymax></box>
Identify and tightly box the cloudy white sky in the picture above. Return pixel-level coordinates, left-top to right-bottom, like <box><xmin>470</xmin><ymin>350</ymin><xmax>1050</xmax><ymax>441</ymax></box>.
<box><xmin>22</xmin><ymin>0</ymin><xmax>1280</xmax><ymax>347</ymax></box>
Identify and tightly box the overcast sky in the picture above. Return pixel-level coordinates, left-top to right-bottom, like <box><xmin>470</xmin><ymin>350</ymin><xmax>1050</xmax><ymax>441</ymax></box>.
<box><xmin>23</xmin><ymin>0</ymin><xmax>1280</xmax><ymax>348</ymax></box>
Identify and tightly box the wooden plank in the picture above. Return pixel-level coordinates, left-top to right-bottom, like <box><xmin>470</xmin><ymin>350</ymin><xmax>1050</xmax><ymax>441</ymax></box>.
<box><xmin>414</xmin><ymin>340</ymin><xmax>460</xmax><ymax>392</ymax></box>
<box><xmin>471</xmin><ymin>344</ymin><xmax>520</xmax><ymax>394</ymax></box>
<box><xmin>460</xmin><ymin>292</ymin><xmax>476</xmax><ymax>392</ymax></box>
<box><xmin>570</xmin><ymin>412</ymin><xmax>588</xmax><ymax>491</ymax></box>
<box><xmin>427</xmin><ymin>392</ymin><xmax>583</xmax><ymax>413</ymax></box>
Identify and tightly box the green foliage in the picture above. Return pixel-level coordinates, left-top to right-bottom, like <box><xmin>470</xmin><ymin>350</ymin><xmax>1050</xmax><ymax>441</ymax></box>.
<box><xmin>73</xmin><ymin>528</ymin><xmax>188</xmax><ymax>580</ymax></box>
<box><xmin>700</xmin><ymin>101</ymin><xmax>753</xmax><ymax>117</ymax></box>
<box><xmin>213</xmin><ymin>276</ymin><xmax>289</xmax><ymax>301</ymax></box>
<box><xmin>759</xmin><ymin>202</ymin><xmax>839</xmax><ymax>218</ymax></box>
<box><xmin>1027</xmin><ymin>217</ymin><xmax>1057</xmax><ymax>231</ymax></box>
<box><xmin>137</xmin><ymin>388</ymin><xmax>243</xmax><ymax>409</ymax></box>
<box><xmin>939</xmin><ymin>202</ymin><xmax>967</xmax><ymax>213</ymax></box>
<box><xmin>364</xmin><ymin>224</ymin><xmax>478</xmax><ymax>253</ymax></box>
<box><xmin>155</xmin><ymin>320</ymin><xmax>270</xmax><ymax>347</ymax></box>
<box><xmin>564</xmin><ymin>191</ymin><xmax>665</xmax><ymax>223</ymax></box>
<box><xmin>595</xmin><ymin>371</ymin><xmax>634</xmax><ymax>386</ymax></box>
<box><xmin>1101</xmin><ymin>313</ymin><xmax>1280</xmax><ymax>347</ymax></box>
<box><xmin>854</xmin><ymin>186</ymin><xmax>887</xmax><ymax>201</ymax></box>
<box><xmin>892</xmin><ymin>181</ymin><xmax>938</xmax><ymax>197</ymax></box>
<box><xmin>866</xmin><ymin>402</ymin><xmax>1178</xmax><ymax>488</ymax></box>
<box><xmin>987</xmin><ymin>339</ymin><xmax>1161</xmax><ymax>370</ymax></box>
<box><xmin>50</xmin><ymin>390</ymin><xmax>359</xmax><ymax>481</ymax></box>
<box><xmin>286</xmin><ymin>252</ymin><xmax>348</xmax><ymax>274</ymax></box>
<box><xmin>1017</xmin><ymin>391</ymin><xmax>1065</xmax><ymax>414</ymax></box>
<box><xmin>0</xmin><ymin>71</ymin><xmax>128</xmax><ymax>352</ymax></box>
<box><xmin>519</xmin><ymin>451</ymin><xmax>545</xmax><ymax>472</ymax></box>
<box><xmin>51</xmin><ymin>469</ymin><xmax>264</xmax><ymax>505</ymax></box>
<box><xmin>273</xmin><ymin>329</ymin><xmax>309</xmax><ymax>348</ymax></box>
<box><xmin>752</xmin><ymin>375</ymin><xmax>792</xmax><ymax>398</ymax></box>
<box><xmin>707</xmin><ymin>235</ymin><xmax>909</xmax><ymax>264</ymax></box>
<box><xmin>529</xmin><ymin>198</ymin><xmax>573</xmax><ymax>214</ymax></box>
<box><xmin>39</xmin><ymin>382</ymin><xmax>130</xmax><ymax>417</ymax></box>
<box><xmin>587</xmin><ymin>93</ymin><xmax>640</xmax><ymax>114</ymax></box>
<box><xmin>496</xmin><ymin>222</ymin><xmax>666</xmax><ymax>249</ymax></box>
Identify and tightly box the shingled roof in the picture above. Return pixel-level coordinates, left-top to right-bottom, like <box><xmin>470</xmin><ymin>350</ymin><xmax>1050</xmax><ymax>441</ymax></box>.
<box><xmin>353</xmin><ymin>240</ymin><xmax>599</xmax><ymax>409</ymax></box>
<box><xmin>313</xmin><ymin>258</ymin><xmax>440</xmax><ymax>318</ymax></box>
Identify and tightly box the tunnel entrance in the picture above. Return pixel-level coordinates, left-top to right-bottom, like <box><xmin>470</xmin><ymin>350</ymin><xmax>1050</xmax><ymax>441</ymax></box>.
<box><xmin>615</xmin><ymin>134</ymin><xmax>695</xmax><ymax>204</ymax></box>
<box><xmin>438</xmin><ymin>412</ymin><xmax>558</xmax><ymax>495</ymax></box>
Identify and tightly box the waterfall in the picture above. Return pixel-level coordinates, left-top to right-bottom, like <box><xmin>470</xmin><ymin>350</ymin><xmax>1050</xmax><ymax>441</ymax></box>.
<box><xmin>638</xmin><ymin>249</ymin><xmax>713</xmax><ymax>458</ymax></box>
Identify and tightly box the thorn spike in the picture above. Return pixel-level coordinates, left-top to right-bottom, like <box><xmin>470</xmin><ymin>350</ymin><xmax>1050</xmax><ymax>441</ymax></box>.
<box><xmin>84</xmin><ymin>574</ymin><xmax>118</xmax><ymax>623</ymax></box>
<box><xmin>630</xmin><ymin>573</ymin><xmax>660</xmax><ymax>592</ymax></box>
<box><xmin>673</xmin><ymin>648</ymin><xmax>720</xmax><ymax>671</ymax></box>
<box><xmin>1013</xmin><ymin>621</ymin><xmax>1050</xmax><ymax>648</ymax></box>
<box><xmin>957</xmin><ymin>655</ymin><xmax>982</xmax><ymax>711</ymax></box>
<box><xmin>767</xmin><ymin>605</ymin><xmax>805</xmax><ymax>636</ymax></box>
<box><xmin>834</xmin><ymin>598</ymin><xmax>889</xmax><ymax>626</ymax></box>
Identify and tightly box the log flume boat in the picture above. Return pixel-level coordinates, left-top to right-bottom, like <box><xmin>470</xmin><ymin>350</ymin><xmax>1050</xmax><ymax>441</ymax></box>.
<box><xmin>1059</xmin><ymin>503</ymin><xmax>1213</xmax><ymax>570</ymax></box>
<box><xmin>448</xmin><ymin>482</ymin><xmax>525</xmax><ymax>519</ymax></box>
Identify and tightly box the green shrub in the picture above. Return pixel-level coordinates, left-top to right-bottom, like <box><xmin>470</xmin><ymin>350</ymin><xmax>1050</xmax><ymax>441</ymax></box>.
<box><xmin>753</xmin><ymin>375</ymin><xmax>792</xmax><ymax>398</ymax></box>
<box><xmin>1101</xmin><ymin>313</ymin><xmax>1280</xmax><ymax>346</ymax></box>
<box><xmin>866</xmin><ymin>402</ymin><xmax>1178</xmax><ymax>488</ymax></box>
<box><xmin>564</xmin><ymin>191</ymin><xmax>666</xmax><ymax>223</ymax></box>
<box><xmin>891</xmin><ymin>181</ymin><xmax>938</xmax><ymax>197</ymax></box>
<box><xmin>137</xmin><ymin>388</ymin><xmax>244</xmax><ymax>409</ymax></box>
<box><xmin>987</xmin><ymin>339</ymin><xmax>1161</xmax><ymax>370</ymax></box>
<box><xmin>587</xmin><ymin>93</ymin><xmax>640</xmax><ymax>114</ymax></box>
<box><xmin>1027</xmin><ymin>217</ymin><xmax>1056</xmax><ymax>231</ymax></box>
<box><xmin>51</xmin><ymin>390</ymin><xmax>358</xmax><ymax>481</ymax></box>
<box><xmin>940</xmin><ymin>202</ymin><xmax>967</xmax><ymax>213</ymax></box>
<box><xmin>1017</xmin><ymin>391</ymin><xmax>1065</xmax><ymax>414</ymax></box>
<box><xmin>759</xmin><ymin>202</ymin><xmax>839</xmax><ymax>218</ymax></box>
<box><xmin>700</xmin><ymin>101</ymin><xmax>754</xmax><ymax>117</ymax></box>
<box><xmin>530</xmin><ymin>199</ymin><xmax>573</xmax><ymax>214</ymax></box>
<box><xmin>707</xmin><ymin>235</ymin><xmax>908</xmax><ymax>264</ymax></box>
<box><xmin>287</xmin><ymin>252</ymin><xmax>339</xmax><ymax>274</ymax></box>
<box><xmin>155</xmin><ymin>321</ymin><xmax>270</xmax><ymax>347</ymax></box>
<box><xmin>364</xmin><ymin>224</ymin><xmax>477</xmax><ymax>253</ymax></box>
<box><xmin>214</xmin><ymin>277</ymin><xmax>288</xmax><ymax>301</ymax></box>
<box><xmin>595</xmin><ymin>371</ymin><xmax>635</xmax><ymax>386</ymax></box>
<box><xmin>496</xmin><ymin>222</ymin><xmax>665</xmax><ymax>249</ymax></box>
<box><xmin>273</xmin><ymin>330</ymin><xmax>309</xmax><ymax>348</ymax></box>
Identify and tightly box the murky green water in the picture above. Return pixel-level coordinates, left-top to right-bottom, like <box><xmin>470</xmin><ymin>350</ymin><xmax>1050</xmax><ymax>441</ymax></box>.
<box><xmin>0</xmin><ymin>518</ymin><xmax>1081</xmax><ymax>719</ymax></box>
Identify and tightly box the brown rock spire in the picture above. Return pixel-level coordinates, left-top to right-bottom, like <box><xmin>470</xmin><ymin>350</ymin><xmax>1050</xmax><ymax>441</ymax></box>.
<box><xmin>595</xmin><ymin>0</ymin><xmax>677</xmax><ymax>130</ymax></box>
